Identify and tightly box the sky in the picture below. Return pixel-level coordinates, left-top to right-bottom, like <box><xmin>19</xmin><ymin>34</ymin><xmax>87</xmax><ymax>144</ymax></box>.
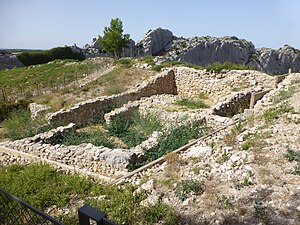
<box><xmin>0</xmin><ymin>0</ymin><xmax>299</xmax><ymax>50</ymax></box>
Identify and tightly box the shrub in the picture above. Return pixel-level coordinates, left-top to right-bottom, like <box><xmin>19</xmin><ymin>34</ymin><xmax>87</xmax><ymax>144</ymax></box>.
<box><xmin>0</xmin><ymin>99</ymin><xmax>30</xmax><ymax>122</ymax></box>
<box><xmin>117</xmin><ymin>58</ymin><xmax>134</xmax><ymax>68</ymax></box>
<box><xmin>152</xmin><ymin>61</ymin><xmax>201</xmax><ymax>72</ymax></box>
<box><xmin>205</xmin><ymin>61</ymin><xmax>251</xmax><ymax>73</ymax></box>
<box><xmin>143</xmin><ymin>121</ymin><xmax>208</xmax><ymax>163</ymax></box>
<box><xmin>140</xmin><ymin>55</ymin><xmax>155</xmax><ymax>66</ymax></box>
<box><xmin>17</xmin><ymin>47</ymin><xmax>85</xmax><ymax>66</ymax></box>
<box><xmin>263</xmin><ymin>104</ymin><xmax>295</xmax><ymax>123</ymax></box>
<box><xmin>175</xmin><ymin>179</ymin><xmax>203</xmax><ymax>201</ymax></box>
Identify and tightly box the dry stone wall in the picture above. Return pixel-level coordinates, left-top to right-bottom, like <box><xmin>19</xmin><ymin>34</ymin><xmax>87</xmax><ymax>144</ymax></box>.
<box><xmin>48</xmin><ymin>70</ymin><xmax>177</xmax><ymax>127</ymax></box>
<box><xmin>173</xmin><ymin>67</ymin><xmax>275</xmax><ymax>101</ymax></box>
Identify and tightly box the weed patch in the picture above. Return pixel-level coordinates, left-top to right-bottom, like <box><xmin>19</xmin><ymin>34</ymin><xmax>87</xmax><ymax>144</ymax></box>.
<box><xmin>175</xmin><ymin>98</ymin><xmax>208</xmax><ymax>109</ymax></box>
<box><xmin>2</xmin><ymin>109</ymin><xmax>53</xmax><ymax>140</ymax></box>
<box><xmin>205</xmin><ymin>62</ymin><xmax>251</xmax><ymax>73</ymax></box>
<box><xmin>175</xmin><ymin>179</ymin><xmax>203</xmax><ymax>201</ymax></box>
<box><xmin>0</xmin><ymin>163</ymin><xmax>178</xmax><ymax>224</ymax></box>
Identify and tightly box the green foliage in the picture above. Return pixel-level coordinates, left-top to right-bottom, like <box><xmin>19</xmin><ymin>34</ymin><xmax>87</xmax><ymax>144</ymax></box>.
<box><xmin>56</xmin><ymin>130</ymin><xmax>115</xmax><ymax>148</ymax></box>
<box><xmin>218</xmin><ymin>195</ymin><xmax>234</xmax><ymax>209</ymax></box>
<box><xmin>0</xmin><ymin>164</ymin><xmax>92</xmax><ymax>209</ymax></box>
<box><xmin>17</xmin><ymin>46</ymin><xmax>85</xmax><ymax>66</ymax></box>
<box><xmin>198</xmin><ymin>92</ymin><xmax>207</xmax><ymax>99</ymax></box>
<box><xmin>272</xmin><ymin>86</ymin><xmax>297</xmax><ymax>103</ymax></box>
<box><xmin>142</xmin><ymin>121</ymin><xmax>208</xmax><ymax>164</ymax></box>
<box><xmin>263</xmin><ymin>104</ymin><xmax>295</xmax><ymax>123</ymax></box>
<box><xmin>140</xmin><ymin>56</ymin><xmax>155</xmax><ymax>66</ymax></box>
<box><xmin>0</xmin><ymin>163</ymin><xmax>178</xmax><ymax>224</ymax></box>
<box><xmin>175</xmin><ymin>98</ymin><xmax>208</xmax><ymax>109</ymax></box>
<box><xmin>0</xmin><ymin>58</ymin><xmax>106</xmax><ymax>95</ymax></box>
<box><xmin>205</xmin><ymin>61</ymin><xmax>251</xmax><ymax>73</ymax></box>
<box><xmin>0</xmin><ymin>99</ymin><xmax>30</xmax><ymax>122</ymax></box>
<box><xmin>108</xmin><ymin>113</ymin><xmax>163</xmax><ymax>148</ymax></box>
<box><xmin>117</xmin><ymin>58</ymin><xmax>134</xmax><ymax>68</ymax></box>
<box><xmin>285</xmin><ymin>148</ymin><xmax>300</xmax><ymax>175</ymax></box>
<box><xmin>2</xmin><ymin>109</ymin><xmax>53</xmax><ymax>140</ymax></box>
<box><xmin>141</xmin><ymin>203</ymin><xmax>179</xmax><ymax>225</ymax></box>
<box><xmin>175</xmin><ymin>179</ymin><xmax>203</xmax><ymax>201</ymax></box>
<box><xmin>153</xmin><ymin>61</ymin><xmax>201</xmax><ymax>71</ymax></box>
<box><xmin>104</xmin><ymin>84</ymin><xmax>127</xmax><ymax>95</ymax></box>
<box><xmin>241</xmin><ymin>139</ymin><xmax>252</xmax><ymax>150</ymax></box>
<box><xmin>98</xmin><ymin>18</ymin><xmax>130</xmax><ymax>58</ymax></box>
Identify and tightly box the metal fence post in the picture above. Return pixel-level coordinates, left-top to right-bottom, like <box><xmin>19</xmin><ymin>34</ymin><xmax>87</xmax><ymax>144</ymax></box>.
<box><xmin>78</xmin><ymin>205</ymin><xmax>117</xmax><ymax>225</ymax></box>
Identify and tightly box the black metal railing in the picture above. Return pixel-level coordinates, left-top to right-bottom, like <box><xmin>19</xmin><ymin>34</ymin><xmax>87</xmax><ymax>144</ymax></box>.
<box><xmin>0</xmin><ymin>187</ymin><xmax>117</xmax><ymax>225</ymax></box>
<box><xmin>0</xmin><ymin>187</ymin><xmax>64</xmax><ymax>225</ymax></box>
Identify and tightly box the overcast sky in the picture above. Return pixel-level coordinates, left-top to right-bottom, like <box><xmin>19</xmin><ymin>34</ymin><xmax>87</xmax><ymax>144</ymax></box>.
<box><xmin>0</xmin><ymin>0</ymin><xmax>299</xmax><ymax>50</ymax></box>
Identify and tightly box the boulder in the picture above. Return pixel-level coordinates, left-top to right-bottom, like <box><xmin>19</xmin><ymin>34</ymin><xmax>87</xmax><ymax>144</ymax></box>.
<box><xmin>0</xmin><ymin>52</ymin><xmax>24</xmax><ymax>70</ymax></box>
<box><xmin>249</xmin><ymin>45</ymin><xmax>300</xmax><ymax>74</ymax></box>
<box><xmin>176</xmin><ymin>36</ymin><xmax>255</xmax><ymax>66</ymax></box>
<box><xmin>136</xmin><ymin>28</ymin><xmax>175</xmax><ymax>56</ymax></box>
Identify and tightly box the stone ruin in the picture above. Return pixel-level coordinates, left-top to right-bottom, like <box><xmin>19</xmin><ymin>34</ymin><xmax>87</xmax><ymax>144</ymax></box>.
<box><xmin>1</xmin><ymin>68</ymin><xmax>280</xmax><ymax>179</ymax></box>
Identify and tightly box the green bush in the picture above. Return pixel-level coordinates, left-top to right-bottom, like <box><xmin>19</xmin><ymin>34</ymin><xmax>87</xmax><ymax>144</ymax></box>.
<box><xmin>140</xmin><ymin>56</ymin><xmax>155</xmax><ymax>66</ymax></box>
<box><xmin>263</xmin><ymin>104</ymin><xmax>295</xmax><ymax>123</ymax></box>
<box><xmin>117</xmin><ymin>58</ymin><xmax>134</xmax><ymax>68</ymax></box>
<box><xmin>175</xmin><ymin>179</ymin><xmax>203</xmax><ymax>201</ymax></box>
<box><xmin>129</xmin><ymin>121</ymin><xmax>209</xmax><ymax>170</ymax></box>
<box><xmin>17</xmin><ymin>47</ymin><xmax>85</xmax><ymax>66</ymax></box>
<box><xmin>2</xmin><ymin>109</ymin><xmax>53</xmax><ymax>140</ymax></box>
<box><xmin>205</xmin><ymin>61</ymin><xmax>251</xmax><ymax>73</ymax></box>
<box><xmin>108</xmin><ymin>113</ymin><xmax>163</xmax><ymax>148</ymax></box>
<box><xmin>0</xmin><ymin>99</ymin><xmax>30</xmax><ymax>122</ymax></box>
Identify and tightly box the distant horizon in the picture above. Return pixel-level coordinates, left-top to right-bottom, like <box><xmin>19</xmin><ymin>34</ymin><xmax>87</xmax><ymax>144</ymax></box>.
<box><xmin>1</xmin><ymin>0</ymin><xmax>299</xmax><ymax>50</ymax></box>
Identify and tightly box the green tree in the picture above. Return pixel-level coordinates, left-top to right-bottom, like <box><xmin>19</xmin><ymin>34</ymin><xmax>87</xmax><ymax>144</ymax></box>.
<box><xmin>98</xmin><ymin>18</ymin><xmax>130</xmax><ymax>58</ymax></box>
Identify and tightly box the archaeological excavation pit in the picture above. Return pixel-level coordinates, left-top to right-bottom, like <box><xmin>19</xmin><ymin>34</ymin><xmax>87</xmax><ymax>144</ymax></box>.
<box><xmin>0</xmin><ymin>67</ymin><xmax>277</xmax><ymax>180</ymax></box>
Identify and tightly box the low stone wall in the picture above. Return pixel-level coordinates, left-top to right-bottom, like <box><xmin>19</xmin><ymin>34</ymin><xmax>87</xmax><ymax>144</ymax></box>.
<box><xmin>173</xmin><ymin>67</ymin><xmax>275</xmax><ymax>102</ymax></box>
<box><xmin>104</xmin><ymin>102</ymin><xmax>140</xmax><ymax>126</ymax></box>
<box><xmin>48</xmin><ymin>70</ymin><xmax>177</xmax><ymax>127</ymax></box>
<box><xmin>213</xmin><ymin>89</ymin><xmax>255</xmax><ymax>117</ymax></box>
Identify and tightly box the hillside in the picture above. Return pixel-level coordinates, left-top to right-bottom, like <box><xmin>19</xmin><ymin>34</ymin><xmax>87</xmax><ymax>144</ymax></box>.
<box><xmin>0</xmin><ymin>58</ymin><xmax>300</xmax><ymax>224</ymax></box>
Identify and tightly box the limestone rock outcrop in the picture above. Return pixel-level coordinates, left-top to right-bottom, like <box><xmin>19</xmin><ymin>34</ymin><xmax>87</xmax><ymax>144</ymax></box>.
<box><xmin>136</xmin><ymin>28</ymin><xmax>175</xmax><ymax>56</ymax></box>
<box><xmin>0</xmin><ymin>52</ymin><xmax>24</xmax><ymax>70</ymax></box>
<box><xmin>249</xmin><ymin>45</ymin><xmax>300</xmax><ymax>74</ymax></box>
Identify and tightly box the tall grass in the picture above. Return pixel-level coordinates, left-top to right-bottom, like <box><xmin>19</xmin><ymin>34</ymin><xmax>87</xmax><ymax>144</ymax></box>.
<box><xmin>108</xmin><ymin>113</ymin><xmax>163</xmax><ymax>148</ymax></box>
<box><xmin>0</xmin><ymin>163</ymin><xmax>179</xmax><ymax>225</ymax></box>
<box><xmin>129</xmin><ymin>121</ymin><xmax>209</xmax><ymax>170</ymax></box>
<box><xmin>2</xmin><ymin>109</ymin><xmax>53</xmax><ymax>140</ymax></box>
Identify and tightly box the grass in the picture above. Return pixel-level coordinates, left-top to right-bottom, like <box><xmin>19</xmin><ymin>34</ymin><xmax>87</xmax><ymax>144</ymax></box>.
<box><xmin>55</xmin><ymin>113</ymin><xmax>163</xmax><ymax>149</ymax></box>
<box><xmin>0</xmin><ymin>58</ymin><xmax>111</xmax><ymax>99</ymax></box>
<box><xmin>263</xmin><ymin>104</ymin><xmax>295</xmax><ymax>123</ymax></box>
<box><xmin>272</xmin><ymin>86</ymin><xmax>298</xmax><ymax>104</ymax></box>
<box><xmin>0</xmin><ymin>163</ymin><xmax>179</xmax><ymax>225</ymax></box>
<box><xmin>108</xmin><ymin>113</ymin><xmax>163</xmax><ymax>148</ymax></box>
<box><xmin>205</xmin><ymin>61</ymin><xmax>252</xmax><ymax>73</ymax></box>
<box><xmin>1</xmin><ymin>109</ymin><xmax>53</xmax><ymax>140</ymax></box>
<box><xmin>54</xmin><ymin>128</ymin><xmax>115</xmax><ymax>148</ymax></box>
<box><xmin>152</xmin><ymin>61</ymin><xmax>201</xmax><ymax>72</ymax></box>
<box><xmin>140</xmin><ymin>56</ymin><xmax>155</xmax><ymax>66</ymax></box>
<box><xmin>128</xmin><ymin>121</ymin><xmax>209</xmax><ymax>170</ymax></box>
<box><xmin>117</xmin><ymin>58</ymin><xmax>134</xmax><ymax>68</ymax></box>
<box><xmin>175</xmin><ymin>98</ymin><xmax>208</xmax><ymax>109</ymax></box>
